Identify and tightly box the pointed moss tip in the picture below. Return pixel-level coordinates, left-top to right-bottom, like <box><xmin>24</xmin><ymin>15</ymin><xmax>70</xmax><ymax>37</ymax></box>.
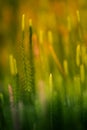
<box><xmin>22</xmin><ymin>14</ymin><xmax>25</xmax><ymax>31</ymax></box>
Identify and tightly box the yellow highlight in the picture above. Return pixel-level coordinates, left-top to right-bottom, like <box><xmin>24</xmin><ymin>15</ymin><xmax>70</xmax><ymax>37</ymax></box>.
<box><xmin>49</xmin><ymin>73</ymin><xmax>53</xmax><ymax>94</ymax></box>
<box><xmin>14</xmin><ymin>58</ymin><xmax>18</xmax><ymax>75</ymax></box>
<box><xmin>63</xmin><ymin>60</ymin><xmax>68</xmax><ymax>76</ymax></box>
<box><xmin>29</xmin><ymin>19</ymin><xmax>32</xmax><ymax>27</ymax></box>
<box><xmin>9</xmin><ymin>55</ymin><xmax>15</xmax><ymax>75</ymax></box>
<box><xmin>48</xmin><ymin>31</ymin><xmax>53</xmax><ymax>44</ymax></box>
<box><xmin>81</xmin><ymin>45</ymin><xmax>86</xmax><ymax>64</ymax></box>
<box><xmin>22</xmin><ymin>14</ymin><xmax>25</xmax><ymax>31</ymax></box>
<box><xmin>9</xmin><ymin>55</ymin><xmax>17</xmax><ymax>75</ymax></box>
<box><xmin>84</xmin><ymin>54</ymin><xmax>87</xmax><ymax>66</ymax></box>
<box><xmin>76</xmin><ymin>10</ymin><xmax>80</xmax><ymax>23</ymax></box>
<box><xmin>76</xmin><ymin>44</ymin><xmax>80</xmax><ymax>67</ymax></box>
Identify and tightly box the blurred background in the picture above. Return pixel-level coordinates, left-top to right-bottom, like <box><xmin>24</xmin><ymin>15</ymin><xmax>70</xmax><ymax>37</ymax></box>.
<box><xmin>0</xmin><ymin>0</ymin><xmax>87</xmax><ymax>80</ymax></box>
<box><xmin>0</xmin><ymin>0</ymin><xmax>87</xmax><ymax>130</ymax></box>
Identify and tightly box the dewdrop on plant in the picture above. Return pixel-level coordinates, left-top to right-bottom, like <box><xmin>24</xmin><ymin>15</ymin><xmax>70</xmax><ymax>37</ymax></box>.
<box><xmin>76</xmin><ymin>44</ymin><xmax>81</xmax><ymax>67</ymax></box>
<box><xmin>22</xmin><ymin>14</ymin><xmax>25</xmax><ymax>31</ymax></box>
<box><xmin>80</xmin><ymin>64</ymin><xmax>85</xmax><ymax>83</ymax></box>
